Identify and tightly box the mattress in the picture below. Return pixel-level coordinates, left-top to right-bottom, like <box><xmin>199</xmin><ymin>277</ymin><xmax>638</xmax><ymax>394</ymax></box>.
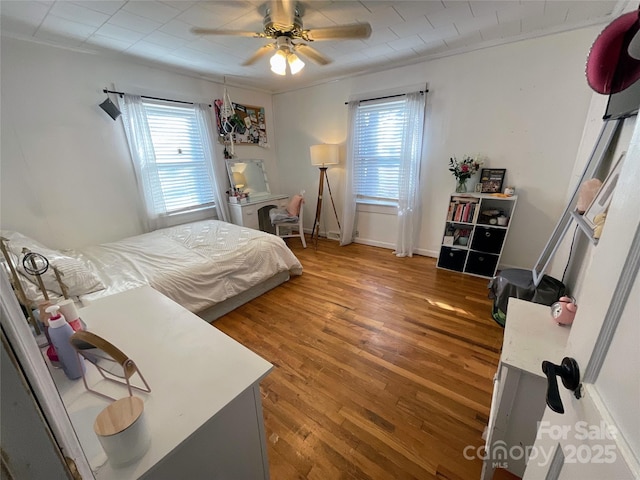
<box><xmin>71</xmin><ymin>220</ymin><xmax>303</xmax><ymax>313</ymax></box>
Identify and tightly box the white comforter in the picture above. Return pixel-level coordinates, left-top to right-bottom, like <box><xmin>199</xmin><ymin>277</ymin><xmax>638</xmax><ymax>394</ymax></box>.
<box><xmin>72</xmin><ymin>220</ymin><xmax>303</xmax><ymax>313</ymax></box>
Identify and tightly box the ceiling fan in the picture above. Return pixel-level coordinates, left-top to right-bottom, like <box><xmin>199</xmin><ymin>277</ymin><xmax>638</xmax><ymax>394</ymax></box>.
<box><xmin>191</xmin><ymin>0</ymin><xmax>372</xmax><ymax>75</ymax></box>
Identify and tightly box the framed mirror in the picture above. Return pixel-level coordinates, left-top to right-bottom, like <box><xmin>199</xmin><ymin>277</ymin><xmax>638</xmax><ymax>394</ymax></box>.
<box><xmin>225</xmin><ymin>159</ymin><xmax>270</xmax><ymax>198</ymax></box>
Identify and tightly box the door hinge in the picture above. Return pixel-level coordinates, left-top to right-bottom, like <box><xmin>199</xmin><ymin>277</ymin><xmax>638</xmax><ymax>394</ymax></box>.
<box><xmin>65</xmin><ymin>457</ymin><xmax>82</xmax><ymax>480</ymax></box>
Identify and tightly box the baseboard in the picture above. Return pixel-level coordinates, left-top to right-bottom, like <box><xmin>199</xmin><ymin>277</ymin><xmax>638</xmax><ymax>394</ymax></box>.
<box><xmin>352</xmin><ymin>240</ymin><xmax>439</xmax><ymax>258</ymax></box>
<box><xmin>354</xmin><ymin>238</ymin><xmax>395</xmax><ymax>250</ymax></box>
<box><xmin>414</xmin><ymin>248</ymin><xmax>438</xmax><ymax>258</ymax></box>
<box><xmin>302</xmin><ymin>228</ymin><xmax>339</xmax><ymax>242</ymax></box>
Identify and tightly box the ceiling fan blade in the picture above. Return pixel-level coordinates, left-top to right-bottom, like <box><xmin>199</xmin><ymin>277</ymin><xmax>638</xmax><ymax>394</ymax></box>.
<box><xmin>270</xmin><ymin>0</ymin><xmax>295</xmax><ymax>31</ymax></box>
<box><xmin>190</xmin><ymin>27</ymin><xmax>261</xmax><ymax>37</ymax></box>
<box><xmin>294</xmin><ymin>44</ymin><xmax>332</xmax><ymax>65</ymax></box>
<box><xmin>242</xmin><ymin>44</ymin><xmax>277</xmax><ymax>66</ymax></box>
<box><xmin>305</xmin><ymin>23</ymin><xmax>372</xmax><ymax>41</ymax></box>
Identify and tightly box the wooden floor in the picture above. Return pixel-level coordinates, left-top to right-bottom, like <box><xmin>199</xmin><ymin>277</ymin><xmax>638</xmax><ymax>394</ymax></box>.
<box><xmin>214</xmin><ymin>238</ymin><xmax>516</xmax><ymax>480</ymax></box>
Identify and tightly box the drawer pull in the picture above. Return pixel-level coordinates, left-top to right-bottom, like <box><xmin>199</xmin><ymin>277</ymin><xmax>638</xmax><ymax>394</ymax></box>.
<box><xmin>485</xmin><ymin>231</ymin><xmax>491</xmax><ymax>238</ymax></box>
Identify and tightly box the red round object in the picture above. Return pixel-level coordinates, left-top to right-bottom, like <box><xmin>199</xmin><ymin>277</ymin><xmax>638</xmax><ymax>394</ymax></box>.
<box><xmin>586</xmin><ymin>10</ymin><xmax>640</xmax><ymax>94</ymax></box>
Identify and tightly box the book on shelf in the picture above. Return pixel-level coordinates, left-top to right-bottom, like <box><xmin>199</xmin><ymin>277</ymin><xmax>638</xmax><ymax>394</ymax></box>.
<box><xmin>447</xmin><ymin>202</ymin><xmax>456</xmax><ymax>221</ymax></box>
<box><xmin>471</xmin><ymin>204</ymin><xmax>480</xmax><ymax>223</ymax></box>
<box><xmin>447</xmin><ymin>197</ymin><xmax>481</xmax><ymax>224</ymax></box>
<box><xmin>462</xmin><ymin>203</ymin><xmax>471</xmax><ymax>222</ymax></box>
<box><xmin>454</xmin><ymin>204</ymin><xmax>464</xmax><ymax>222</ymax></box>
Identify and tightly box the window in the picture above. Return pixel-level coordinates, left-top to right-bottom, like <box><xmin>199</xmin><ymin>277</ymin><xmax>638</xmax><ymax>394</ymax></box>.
<box><xmin>119</xmin><ymin>94</ymin><xmax>221</xmax><ymax>231</ymax></box>
<box><xmin>352</xmin><ymin>98</ymin><xmax>408</xmax><ymax>203</ymax></box>
<box><xmin>143</xmin><ymin>102</ymin><xmax>215</xmax><ymax>214</ymax></box>
<box><xmin>343</xmin><ymin>91</ymin><xmax>425</xmax><ymax>254</ymax></box>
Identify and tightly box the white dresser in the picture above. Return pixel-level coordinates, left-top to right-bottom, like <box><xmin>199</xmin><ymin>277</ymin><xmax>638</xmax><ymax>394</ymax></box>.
<box><xmin>228</xmin><ymin>194</ymin><xmax>289</xmax><ymax>231</ymax></box>
<box><xmin>481</xmin><ymin>298</ymin><xmax>570</xmax><ymax>479</ymax></box>
<box><xmin>47</xmin><ymin>286</ymin><xmax>273</xmax><ymax>480</ymax></box>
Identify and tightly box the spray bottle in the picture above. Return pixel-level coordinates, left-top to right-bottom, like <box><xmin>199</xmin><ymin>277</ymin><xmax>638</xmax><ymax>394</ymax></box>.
<box><xmin>57</xmin><ymin>299</ymin><xmax>85</xmax><ymax>332</ymax></box>
<box><xmin>45</xmin><ymin>305</ymin><xmax>85</xmax><ymax>380</ymax></box>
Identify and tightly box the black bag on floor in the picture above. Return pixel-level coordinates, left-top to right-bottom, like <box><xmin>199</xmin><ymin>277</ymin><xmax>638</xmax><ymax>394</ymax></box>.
<box><xmin>487</xmin><ymin>268</ymin><xmax>565</xmax><ymax>327</ymax></box>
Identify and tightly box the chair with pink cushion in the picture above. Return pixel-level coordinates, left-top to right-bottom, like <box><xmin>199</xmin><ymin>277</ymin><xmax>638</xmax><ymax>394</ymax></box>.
<box><xmin>270</xmin><ymin>193</ymin><xmax>306</xmax><ymax>248</ymax></box>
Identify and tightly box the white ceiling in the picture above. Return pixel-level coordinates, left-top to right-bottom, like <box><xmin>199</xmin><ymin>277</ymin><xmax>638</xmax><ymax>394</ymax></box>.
<box><xmin>0</xmin><ymin>1</ymin><xmax>626</xmax><ymax>93</ymax></box>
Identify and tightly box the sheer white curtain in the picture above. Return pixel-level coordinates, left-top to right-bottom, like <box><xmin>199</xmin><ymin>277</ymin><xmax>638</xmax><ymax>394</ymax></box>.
<box><xmin>340</xmin><ymin>101</ymin><xmax>359</xmax><ymax>246</ymax></box>
<box><xmin>395</xmin><ymin>91</ymin><xmax>426</xmax><ymax>257</ymax></box>
<box><xmin>194</xmin><ymin>103</ymin><xmax>229</xmax><ymax>223</ymax></box>
<box><xmin>119</xmin><ymin>96</ymin><xmax>228</xmax><ymax>230</ymax></box>
<box><xmin>340</xmin><ymin>92</ymin><xmax>426</xmax><ymax>253</ymax></box>
<box><xmin>118</xmin><ymin>94</ymin><xmax>165</xmax><ymax>231</ymax></box>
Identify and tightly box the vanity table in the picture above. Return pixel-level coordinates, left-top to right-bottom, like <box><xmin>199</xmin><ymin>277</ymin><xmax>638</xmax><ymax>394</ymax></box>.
<box><xmin>481</xmin><ymin>298</ymin><xmax>570</xmax><ymax>479</ymax></box>
<box><xmin>228</xmin><ymin>194</ymin><xmax>289</xmax><ymax>231</ymax></box>
<box><xmin>225</xmin><ymin>159</ymin><xmax>288</xmax><ymax>231</ymax></box>
<box><xmin>47</xmin><ymin>286</ymin><xmax>273</xmax><ymax>479</ymax></box>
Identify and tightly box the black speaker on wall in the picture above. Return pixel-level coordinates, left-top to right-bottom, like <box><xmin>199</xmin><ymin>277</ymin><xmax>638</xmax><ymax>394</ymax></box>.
<box><xmin>99</xmin><ymin>97</ymin><xmax>121</xmax><ymax>120</ymax></box>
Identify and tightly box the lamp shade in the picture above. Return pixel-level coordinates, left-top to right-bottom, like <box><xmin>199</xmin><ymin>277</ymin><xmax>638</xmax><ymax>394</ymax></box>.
<box><xmin>310</xmin><ymin>144</ymin><xmax>339</xmax><ymax>166</ymax></box>
<box><xmin>232</xmin><ymin>171</ymin><xmax>247</xmax><ymax>189</ymax></box>
<box><xmin>270</xmin><ymin>50</ymin><xmax>287</xmax><ymax>76</ymax></box>
<box><xmin>288</xmin><ymin>53</ymin><xmax>305</xmax><ymax>75</ymax></box>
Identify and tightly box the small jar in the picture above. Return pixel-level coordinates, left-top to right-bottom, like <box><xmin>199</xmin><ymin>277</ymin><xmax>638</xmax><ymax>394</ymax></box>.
<box><xmin>504</xmin><ymin>186</ymin><xmax>515</xmax><ymax>196</ymax></box>
<box><xmin>94</xmin><ymin>397</ymin><xmax>150</xmax><ymax>467</ymax></box>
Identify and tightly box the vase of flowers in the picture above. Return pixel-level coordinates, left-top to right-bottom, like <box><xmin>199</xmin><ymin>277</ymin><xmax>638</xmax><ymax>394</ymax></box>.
<box><xmin>449</xmin><ymin>156</ymin><xmax>483</xmax><ymax>193</ymax></box>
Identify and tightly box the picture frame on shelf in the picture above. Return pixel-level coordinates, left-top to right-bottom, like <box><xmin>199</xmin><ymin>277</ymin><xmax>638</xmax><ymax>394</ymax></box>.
<box><xmin>480</xmin><ymin>168</ymin><xmax>506</xmax><ymax>193</ymax></box>
<box><xmin>582</xmin><ymin>152</ymin><xmax>625</xmax><ymax>229</ymax></box>
<box><xmin>474</xmin><ymin>183</ymin><xmax>483</xmax><ymax>193</ymax></box>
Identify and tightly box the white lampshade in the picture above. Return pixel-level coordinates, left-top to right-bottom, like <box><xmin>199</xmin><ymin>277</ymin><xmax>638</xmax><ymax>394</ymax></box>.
<box><xmin>288</xmin><ymin>53</ymin><xmax>305</xmax><ymax>75</ymax></box>
<box><xmin>232</xmin><ymin>171</ymin><xmax>246</xmax><ymax>189</ymax></box>
<box><xmin>270</xmin><ymin>50</ymin><xmax>287</xmax><ymax>75</ymax></box>
<box><xmin>310</xmin><ymin>144</ymin><xmax>339</xmax><ymax>166</ymax></box>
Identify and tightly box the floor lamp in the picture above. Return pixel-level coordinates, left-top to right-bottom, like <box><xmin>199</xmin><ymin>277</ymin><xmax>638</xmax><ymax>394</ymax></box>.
<box><xmin>310</xmin><ymin>144</ymin><xmax>341</xmax><ymax>248</ymax></box>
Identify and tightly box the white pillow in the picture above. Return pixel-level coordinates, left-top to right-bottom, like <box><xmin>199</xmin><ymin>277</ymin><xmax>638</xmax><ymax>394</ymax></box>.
<box><xmin>1</xmin><ymin>230</ymin><xmax>105</xmax><ymax>297</ymax></box>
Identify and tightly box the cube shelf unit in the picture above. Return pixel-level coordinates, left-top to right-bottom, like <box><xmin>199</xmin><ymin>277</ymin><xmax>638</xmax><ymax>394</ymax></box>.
<box><xmin>437</xmin><ymin>193</ymin><xmax>517</xmax><ymax>278</ymax></box>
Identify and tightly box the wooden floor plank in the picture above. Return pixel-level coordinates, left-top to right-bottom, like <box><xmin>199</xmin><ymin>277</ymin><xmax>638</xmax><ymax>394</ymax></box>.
<box><xmin>214</xmin><ymin>238</ymin><xmax>509</xmax><ymax>479</ymax></box>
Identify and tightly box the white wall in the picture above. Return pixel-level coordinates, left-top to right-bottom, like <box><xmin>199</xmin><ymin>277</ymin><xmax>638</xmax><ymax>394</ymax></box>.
<box><xmin>1</xmin><ymin>26</ymin><xmax>604</xmax><ymax>269</ymax></box>
<box><xmin>273</xmin><ymin>26</ymin><xmax>601</xmax><ymax>269</ymax></box>
<box><xmin>0</xmin><ymin>37</ymin><xmax>276</xmax><ymax>249</ymax></box>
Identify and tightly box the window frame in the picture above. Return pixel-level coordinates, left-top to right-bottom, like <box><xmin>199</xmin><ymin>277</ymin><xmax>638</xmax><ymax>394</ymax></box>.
<box><xmin>142</xmin><ymin>100</ymin><xmax>216</xmax><ymax>217</ymax></box>
<box><xmin>351</xmin><ymin>97</ymin><xmax>409</xmax><ymax>207</ymax></box>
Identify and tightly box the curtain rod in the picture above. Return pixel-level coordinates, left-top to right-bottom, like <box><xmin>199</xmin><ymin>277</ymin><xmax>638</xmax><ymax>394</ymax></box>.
<box><xmin>103</xmin><ymin>89</ymin><xmax>211</xmax><ymax>107</ymax></box>
<box><xmin>344</xmin><ymin>89</ymin><xmax>427</xmax><ymax>105</ymax></box>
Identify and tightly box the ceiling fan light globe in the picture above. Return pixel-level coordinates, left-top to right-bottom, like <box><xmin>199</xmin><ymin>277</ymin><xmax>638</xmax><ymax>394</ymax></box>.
<box><xmin>270</xmin><ymin>64</ymin><xmax>287</xmax><ymax>75</ymax></box>
<box><xmin>270</xmin><ymin>50</ymin><xmax>287</xmax><ymax>75</ymax></box>
<box><xmin>288</xmin><ymin>53</ymin><xmax>305</xmax><ymax>74</ymax></box>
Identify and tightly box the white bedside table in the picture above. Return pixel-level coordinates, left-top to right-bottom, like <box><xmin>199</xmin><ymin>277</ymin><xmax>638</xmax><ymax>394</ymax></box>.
<box><xmin>481</xmin><ymin>298</ymin><xmax>570</xmax><ymax>479</ymax></box>
<box><xmin>47</xmin><ymin>286</ymin><xmax>273</xmax><ymax>480</ymax></box>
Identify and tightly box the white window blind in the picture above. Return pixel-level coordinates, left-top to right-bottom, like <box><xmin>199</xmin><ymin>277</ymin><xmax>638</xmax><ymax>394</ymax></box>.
<box><xmin>143</xmin><ymin>102</ymin><xmax>215</xmax><ymax>214</ymax></box>
<box><xmin>353</xmin><ymin>98</ymin><xmax>407</xmax><ymax>202</ymax></box>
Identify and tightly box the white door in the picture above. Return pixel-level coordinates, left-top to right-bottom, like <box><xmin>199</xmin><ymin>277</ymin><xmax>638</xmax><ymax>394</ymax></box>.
<box><xmin>523</xmin><ymin>117</ymin><xmax>640</xmax><ymax>479</ymax></box>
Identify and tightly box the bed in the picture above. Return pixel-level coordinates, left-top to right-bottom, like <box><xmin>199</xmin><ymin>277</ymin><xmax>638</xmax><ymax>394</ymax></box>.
<box><xmin>2</xmin><ymin>220</ymin><xmax>303</xmax><ymax>322</ymax></box>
